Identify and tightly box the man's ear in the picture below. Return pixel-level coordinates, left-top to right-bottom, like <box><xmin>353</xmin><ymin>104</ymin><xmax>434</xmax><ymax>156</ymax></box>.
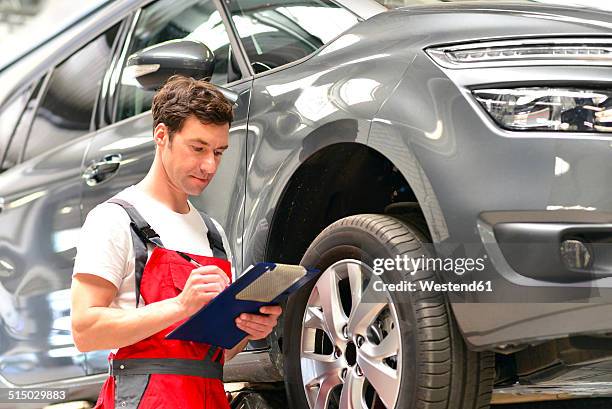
<box><xmin>153</xmin><ymin>123</ymin><xmax>168</xmax><ymax>147</ymax></box>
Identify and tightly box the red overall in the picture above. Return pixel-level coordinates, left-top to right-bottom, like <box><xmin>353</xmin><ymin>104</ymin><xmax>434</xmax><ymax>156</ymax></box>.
<box><xmin>93</xmin><ymin>199</ymin><xmax>232</xmax><ymax>409</ymax></box>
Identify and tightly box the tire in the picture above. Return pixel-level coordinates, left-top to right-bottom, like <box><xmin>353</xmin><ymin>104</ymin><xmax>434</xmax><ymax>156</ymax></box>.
<box><xmin>283</xmin><ymin>214</ymin><xmax>494</xmax><ymax>409</ymax></box>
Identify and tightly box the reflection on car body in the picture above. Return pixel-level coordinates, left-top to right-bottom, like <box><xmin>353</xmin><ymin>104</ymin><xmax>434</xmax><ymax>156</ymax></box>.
<box><xmin>2</xmin><ymin>0</ymin><xmax>612</xmax><ymax>407</ymax></box>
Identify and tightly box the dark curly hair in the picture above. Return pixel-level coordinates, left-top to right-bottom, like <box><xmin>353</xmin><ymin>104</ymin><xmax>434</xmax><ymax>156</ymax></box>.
<box><xmin>152</xmin><ymin>75</ymin><xmax>234</xmax><ymax>143</ymax></box>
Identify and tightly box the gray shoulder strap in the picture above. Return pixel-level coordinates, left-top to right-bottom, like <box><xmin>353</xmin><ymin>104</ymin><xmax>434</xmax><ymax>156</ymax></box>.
<box><xmin>107</xmin><ymin>198</ymin><xmax>164</xmax><ymax>248</ymax></box>
<box><xmin>106</xmin><ymin>198</ymin><xmax>164</xmax><ymax>307</ymax></box>
<box><xmin>200</xmin><ymin>212</ymin><xmax>228</xmax><ymax>260</ymax></box>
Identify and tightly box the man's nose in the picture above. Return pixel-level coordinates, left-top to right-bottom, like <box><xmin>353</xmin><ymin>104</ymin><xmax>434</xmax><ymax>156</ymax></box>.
<box><xmin>199</xmin><ymin>152</ymin><xmax>217</xmax><ymax>174</ymax></box>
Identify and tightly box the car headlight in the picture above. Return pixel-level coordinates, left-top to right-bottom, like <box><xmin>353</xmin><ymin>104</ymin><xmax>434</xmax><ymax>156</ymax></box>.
<box><xmin>426</xmin><ymin>38</ymin><xmax>612</xmax><ymax>68</ymax></box>
<box><xmin>473</xmin><ymin>88</ymin><xmax>612</xmax><ymax>133</ymax></box>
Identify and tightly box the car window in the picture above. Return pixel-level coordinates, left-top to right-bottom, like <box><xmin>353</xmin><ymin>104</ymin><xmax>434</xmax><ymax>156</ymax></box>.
<box><xmin>0</xmin><ymin>80</ymin><xmax>43</xmax><ymax>172</ymax></box>
<box><xmin>116</xmin><ymin>0</ymin><xmax>240</xmax><ymax>122</ymax></box>
<box><xmin>23</xmin><ymin>25</ymin><xmax>119</xmax><ymax>162</ymax></box>
<box><xmin>0</xmin><ymin>89</ymin><xmax>32</xmax><ymax>171</ymax></box>
<box><xmin>228</xmin><ymin>0</ymin><xmax>359</xmax><ymax>73</ymax></box>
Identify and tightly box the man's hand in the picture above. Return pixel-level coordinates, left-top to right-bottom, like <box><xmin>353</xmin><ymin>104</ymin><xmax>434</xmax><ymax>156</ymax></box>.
<box><xmin>176</xmin><ymin>265</ymin><xmax>230</xmax><ymax>316</ymax></box>
<box><xmin>235</xmin><ymin>305</ymin><xmax>282</xmax><ymax>340</ymax></box>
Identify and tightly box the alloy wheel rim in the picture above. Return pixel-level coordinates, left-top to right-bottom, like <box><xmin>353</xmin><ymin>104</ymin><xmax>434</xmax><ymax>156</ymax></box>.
<box><xmin>300</xmin><ymin>259</ymin><xmax>402</xmax><ymax>409</ymax></box>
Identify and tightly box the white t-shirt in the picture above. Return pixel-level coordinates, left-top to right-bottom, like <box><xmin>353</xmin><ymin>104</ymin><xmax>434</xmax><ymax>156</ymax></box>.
<box><xmin>72</xmin><ymin>185</ymin><xmax>231</xmax><ymax>310</ymax></box>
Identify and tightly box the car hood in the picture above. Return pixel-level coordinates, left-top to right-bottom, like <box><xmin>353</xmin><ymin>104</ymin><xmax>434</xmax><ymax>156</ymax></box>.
<box><xmin>388</xmin><ymin>1</ymin><xmax>612</xmax><ymax>41</ymax></box>
<box><xmin>334</xmin><ymin>1</ymin><xmax>612</xmax><ymax>58</ymax></box>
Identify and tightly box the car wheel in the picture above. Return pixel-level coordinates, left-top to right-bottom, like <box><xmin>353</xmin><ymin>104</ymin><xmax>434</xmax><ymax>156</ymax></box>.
<box><xmin>283</xmin><ymin>214</ymin><xmax>494</xmax><ymax>409</ymax></box>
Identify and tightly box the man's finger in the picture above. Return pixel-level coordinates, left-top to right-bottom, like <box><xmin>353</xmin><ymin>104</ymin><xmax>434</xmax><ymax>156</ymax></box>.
<box><xmin>195</xmin><ymin>283</ymin><xmax>225</xmax><ymax>293</ymax></box>
<box><xmin>190</xmin><ymin>274</ymin><xmax>229</xmax><ymax>285</ymax></box>
<box><xmin>237</xmin><ymin>315</ymin><xmax>277</xmax><ymax>332</ymax></box>
<box><xmin>236</xmin><ymin>318</ymin><xmax>271</xmax><ymax>334</ymax></box>
<box><xmin>191</xmin><ymin>265</ymin><xmax>217</xmax><ymax>275</ymax></box>
<box><xmin>191</xmin><ymin>266</ymin><xmax>230</xmax><ymax>284</ymax></box>
<box><xmin>239</xmin><ymin>327</ymin><xmax>266</xmax><ymax>340</ymax></box>
<box><xmin>259</xmin><ymin>305</ymin><xmax>282</xmax><ymax>316</ymax></box>
<box><xmin>239</xmin><ymin>313</ymin><xmax>276</xmax><ymax>326</ymax></box>
<box><xmin>237</xmin><ymin>319</ymin><xmax>269</xmax><ymax>332</ymax></box>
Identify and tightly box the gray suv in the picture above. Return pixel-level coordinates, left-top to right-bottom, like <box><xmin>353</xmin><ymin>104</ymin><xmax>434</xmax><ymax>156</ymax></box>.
<box><xmin>2</xmin><ymin>0</ymin><xmax>612</xmax><ymax>408</ymax></box>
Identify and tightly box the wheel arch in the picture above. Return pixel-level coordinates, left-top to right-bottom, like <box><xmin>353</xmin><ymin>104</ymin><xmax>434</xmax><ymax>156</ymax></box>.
<box><xmin>263</xmin><ymin>141</ymin><xmax>428</xmax><ymax>266</ymax></box>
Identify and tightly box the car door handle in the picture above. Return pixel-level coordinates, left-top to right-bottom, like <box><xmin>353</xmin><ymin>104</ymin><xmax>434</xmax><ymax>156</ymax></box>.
<box><xmin>82</xmin><ymin>154</ymin><xmax>122</xmax><ymax>186</ymax></box>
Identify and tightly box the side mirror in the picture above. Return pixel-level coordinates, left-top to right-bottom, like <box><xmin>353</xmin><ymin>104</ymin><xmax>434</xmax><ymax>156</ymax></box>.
<box><xmin>125</xmin><ymin>39</ymin><xmax>216</xmax><ymax>90</ymax></box>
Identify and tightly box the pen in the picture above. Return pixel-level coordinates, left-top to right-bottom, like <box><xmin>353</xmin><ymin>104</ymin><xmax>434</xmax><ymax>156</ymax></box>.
<box><xmin>175</xmin><ymin>250</ymin><xmax>204</xmax><ymax>268</ymax></box>
<box><xmin>175</xmin><ymin>250</ymin><xmax>230</xmax><ymax>285</ymax></box>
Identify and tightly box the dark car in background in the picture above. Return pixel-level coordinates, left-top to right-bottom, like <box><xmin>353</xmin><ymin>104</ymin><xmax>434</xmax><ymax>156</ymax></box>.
<box><xmin>2</xmin><ymin>0</ymin><xmax>612</xmax><ymax>408</ymax></box>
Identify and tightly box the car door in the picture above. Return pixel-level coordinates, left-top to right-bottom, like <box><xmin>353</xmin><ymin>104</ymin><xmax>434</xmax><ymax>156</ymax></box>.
<box><xmin>0</xmin><ymin>23</ymin><xmax>121</xmax><ymax>386</ymax></box>
<box><xmin>80</xmin><ymin>0</ymin><xmax>252</xmax><ymax>375</ymax></box>
<box><xmin>224</xmin><ymin>0</ymin><xmax>362</xmax><ymax>268</ymax></box>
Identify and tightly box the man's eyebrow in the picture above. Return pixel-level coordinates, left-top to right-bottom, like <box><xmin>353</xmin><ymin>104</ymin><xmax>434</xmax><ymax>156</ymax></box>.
<box><xmin>188</xmin><ymin>138</ymin><xmax>229</xmax><ymax>150</ymax></box>
<box><xmin>188</xmin><ymin>138</ymin><xmax>210</xmax><ymax>146</ymax></box>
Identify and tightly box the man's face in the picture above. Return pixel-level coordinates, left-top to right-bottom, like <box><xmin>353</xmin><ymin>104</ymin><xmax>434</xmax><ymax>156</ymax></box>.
<box><xmin>156</xmin><ymin>115</ymin><xmax>229</xmax><ymax>196</ymax></box>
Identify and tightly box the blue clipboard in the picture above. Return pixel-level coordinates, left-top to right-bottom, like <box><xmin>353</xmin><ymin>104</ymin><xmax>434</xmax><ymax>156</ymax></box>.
<box><xmin>166</xmin><ymin>262</ymin><xmax>319</xmax><ymax>349</ymax></box>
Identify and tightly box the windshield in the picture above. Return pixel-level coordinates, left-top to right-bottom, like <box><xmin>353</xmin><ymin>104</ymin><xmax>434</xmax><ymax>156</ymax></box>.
<box><xmin>376</xmin><ymin>0</ymin><xmax>611</xmax><ymax>12</ymax></box>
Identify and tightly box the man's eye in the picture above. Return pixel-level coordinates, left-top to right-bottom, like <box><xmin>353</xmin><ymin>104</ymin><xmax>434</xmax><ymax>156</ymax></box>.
<box><xmin>214</xmin><ymin>151</ymin><xmax>224</xmax><ymax>157</ymax></box>
<box><xmin>192</xmin><ymin>146</ymin><xmax>204</xmax><ymax>152</ymax></box>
